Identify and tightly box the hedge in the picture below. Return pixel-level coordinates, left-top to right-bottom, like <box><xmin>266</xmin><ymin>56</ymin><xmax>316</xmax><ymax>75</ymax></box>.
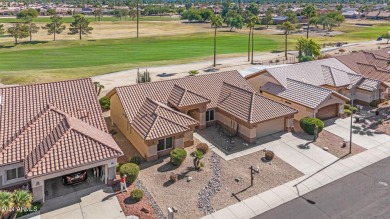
<box><xmin>299</xmin><ymin>117</ymin><xmax>324</xmax><ymax>135</ymax></box>
<box><xmin>119</xmin><ymin>163</ymin><xmax>140</xmax><ymax>184</ymax></box>
<box><xmin>130</xmin><ymin>189</ymin><xmax>144</xmax><ymax>202</ymax></box>
<box><xmin>170</xmin><ymin>148</ymin><xmax>187</xmax><ymax>166</ymax></box>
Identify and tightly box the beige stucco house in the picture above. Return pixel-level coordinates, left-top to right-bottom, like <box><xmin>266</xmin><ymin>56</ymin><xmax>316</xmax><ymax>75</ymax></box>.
<box><xmin>245</xmin><ymin>58</ymin><xmax>388</xmax><ymax>121</ymax></box>
<box><xmin>0</xmin><ymin>79</ymin><xmax>123</xmax><ymax>203</ymax></box>
<box><xmin>107</xmin><ymin>71</ymin><xmax>298</xmax><ymax>161</ymax></box>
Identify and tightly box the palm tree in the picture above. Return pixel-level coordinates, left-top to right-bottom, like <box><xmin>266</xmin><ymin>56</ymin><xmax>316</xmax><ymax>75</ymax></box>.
<box><xmin>0</xmin><ymin>191</ymin><xmax>12</xmax><ymax>218</ymax></box>
<box><xmin>97</xmin><ymin>84</ymin><xmax>105</xmax><ymax>96</ymax></box>
<box><xmin>277</xmin><ymin>21</ymin><xmax>296</xmax><ymax>61</ymax></box>
<box><xmin>303</xmin><ymin>4</ymin><xmax>316</xmax><ymax>39</ymax></box>
<box><xmin>211</xmin><ymin>15</ymin><xmax>223</xmax><ymax>67</ymax></box>
<box><xmin>249</xmin><ymin>16</ymin><xmax>259</xmax><ymax>64</ymax></box>
<box><xmin>246</xmin><ymin>19</ymin><xmax>254</xmax><ymax>62</ymax></box>
<box><xmin>10</xmin><ymin>190</ymin><xmax>32</xmax><ymax>219</ymax></box>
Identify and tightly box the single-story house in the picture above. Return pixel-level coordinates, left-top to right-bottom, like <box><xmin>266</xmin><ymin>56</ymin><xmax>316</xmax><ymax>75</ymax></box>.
<box><xmin>245</xmin><ymin>58</ymin><xmax>388</xmax><ymax>119</ymax></box>
<box><xmin>336</xmin><ymin>48</ymin><xmax>390</xmax><ymax>86</ymax></box>
<box><xmin>366</xmin><ymin>10</ymin><xmax>380</xmax><ymax>19</ymax></box>
<box><xmin>342</xmin><ymin>11</ymin><xmax>361</xmax><ymax>19</ymax></box>
<box><xmin>107</xmin><ymin>71</ymin><xmax>297</xmax><ymax>161</ymax></box>
<box><xmin>0</xmin><ymin>78</ymin><xmax>123</xmax><ymax>203</ymax></box>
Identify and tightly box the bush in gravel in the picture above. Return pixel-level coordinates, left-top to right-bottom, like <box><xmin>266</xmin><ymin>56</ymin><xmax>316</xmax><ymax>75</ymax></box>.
<box><xmin>99</xmin><ymin>96</ymin><xmax>110</xmax><ymax>111</ymax></box>
<box><xmin>170</xmin><ymin>172</ymin><xmax>177</xmax><ymax>182</ymax></box>
<box><xmin>170</xmin><ymin>148</ymin><xmax>187</xmax><ymax>166</ymax></box>
<box><xmin>196</xmin><ymin>143</ymin><xmax>209</xmax><ymax>154</ymax></box>
<box><xmin>344</xmin><ymin>104</ymin><xmax>351</xmax><ymax>110</ymax></box>
<box><xmin>130</xmin><ymin>189</ymin><xmax>144</xmax><ymax>202</ymax></box>
<box><xmin>119</xmin><ymin>163</ymin><xmax>140</xmax><ymax>184</ymax></box>
<box><xmin>265</xmin><ymin>150</ymin><xmax>274</xmax><ymax>161</ymax></box>
<box><xmin>130</xmin><ymin>155</ymin><xmax>142</xmax><ymax>165</ymax></box>
<box><xmin>299</xmin><ymin>117</ymin><xmax>324</xmax><ymax>135</ymax></box>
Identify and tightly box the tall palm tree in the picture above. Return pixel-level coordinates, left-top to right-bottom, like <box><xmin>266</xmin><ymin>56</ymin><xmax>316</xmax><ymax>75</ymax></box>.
<box><xmin>249</xmin><ymin>16</ymin><xmax>259</xmax><ymax>64</ymax></box>
<box><xmin>246</xmin><ymin>19</ymin><xmax>254</xmax><ymax>62</ymax></box>
<box><xmin>277</xmin><ymin>21</ymin><xmax>296</xmax><ymax>61</ymax></box>
<box><xmin>211</xmin><ymin>15</ymin><xmax>223</xmax><ymax>67</ymax></box>
<box><xmin>0</xmin><ymin>191</ymin><xmax>12</xmax><ymax>219</ymax></box>
<box><xmin>10</xmin><ymin>190</ymin><xmax>32</xmax><ymax>219</ymax></box>
<box><xmin>303</xmin><ymin>4</ymin><xmax>316</xmax><ymax>39</ymax></box>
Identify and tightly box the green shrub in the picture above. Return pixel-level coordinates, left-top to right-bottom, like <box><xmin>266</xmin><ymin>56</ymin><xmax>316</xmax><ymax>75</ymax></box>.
<box><xmin>299</xmin><ymin>117</ymin><xmax>324</xmax><ymax>135</ymax></box>
<box><xmin>119</xmin><ymin>163</ymin><xmax>140</xmax><ymax>184</ymax></box>
<box><xmin>196</xmin><ymin>143</ymin><xmax>209</xmax><ymax>154</ymax></box>
<box><xmin>344</xmin><ymin>109</ymin><xmax>351</xmax><ymax>116</ymax></box>
<box><xmin>130</xmin><ymin>156</ymin><xmax>142</xmax><ymax>165</ymax></box>
<box><xmin>299</xmin><ymin>56</ymin><xmax>315</xmax><ymax>63</ymax></box>
<box><xmin>188</xmin><ymin>70</ymin><xmax>199</xmax><ymax>76</ymax></box>
<box><xmin>344</xmin><ymin>104</ymin><xmax>351</xmax><ymax>110</ymax></box>
<box><xmin>265</xmin><ymin>150</ymin><xmax>274</xmax><ymax>161</ymax></box>
<box><xmin>170</xmin><ymin>148</ymin><xmax>187</xmax><ymax>166</ymax></box>
<box><xmin>130</xmin><ymin>189</ymin><xmax>144</xmax><ymax>202</ymax></box>
<box><xmin>99</xmin><ymin>96</ymin><xmax>110</xmax><ymax>110</ymax></box>
<box><xmin>351</xmin><ymin>107</ymin><xmax>358</xmax><ymax>113</ymax></box>
<box><xmin>116</xmin><ymin>163</ymin><xmax>122</xmax><ymax>172</ymax></box>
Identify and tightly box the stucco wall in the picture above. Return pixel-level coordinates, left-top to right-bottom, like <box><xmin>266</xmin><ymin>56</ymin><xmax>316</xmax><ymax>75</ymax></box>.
<box><xmin>110</xmin><ymin>94</ymin><xmax>150</xmax><ymax>159</ymax></box>
<box><xmin>0</xmin><ymin>162</ymin><xmax>29</xmax><ymax>189</ymax></box>
<box><xmin>246</xmin><ymin>72</ymin><xmax>280</xmax><ymax>92</ymax></box>
<box><xmin>315</xmin><ymin>95</ymin><xmax>346</xmax><ymax>115</ymax></box>
<box><xmin>256</xmin><ymin>117</ymin><xmax>284</xmax><ymax>137</ymax></box>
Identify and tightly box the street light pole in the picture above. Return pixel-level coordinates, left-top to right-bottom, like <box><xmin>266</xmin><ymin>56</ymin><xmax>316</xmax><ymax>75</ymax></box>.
<box><xmin>349</xmin><ymin>87</ymin><xmax>356</xmax><ymax>154</ymax></box>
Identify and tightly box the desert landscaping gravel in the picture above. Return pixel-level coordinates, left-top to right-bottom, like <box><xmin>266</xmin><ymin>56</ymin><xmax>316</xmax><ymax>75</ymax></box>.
<box><xmin>313</xmin><ymin>130</ymin><xmax>366</xmax><ymax>158</ymax></box>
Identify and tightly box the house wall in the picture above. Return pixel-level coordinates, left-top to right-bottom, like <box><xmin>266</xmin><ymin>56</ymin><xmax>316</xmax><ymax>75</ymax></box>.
<box><xmin>256</xmin><ymin>117</ymin><xmax>284</xmax><ymax>137</ymax></box>
<box><xmin>246</xmin><ymin>72</ymin><xmax>280</xmax><ymax>92</ymax></box>
<box><xmin>216</xmin><ymin>111</ymin><xmax>256</xmax><ymax>143</ymax></box>
<box><xmin>110</xmin><ymin>94</ymin><xmax>151</xmax><ymax>159</ymax></box>
<box><xmin>344</xmin><ymin>88</ymin><xmax>375</xmax><ymax>104</ymax></box>
<box><xmin>314</xmin><ymin>95</ymin><xmax>347</xmax><ymax>116</ymax></box>
<box><xmin>0</xmin><ymin>162</ymin><xmax>29</xmax><ymax>189</ymax></box>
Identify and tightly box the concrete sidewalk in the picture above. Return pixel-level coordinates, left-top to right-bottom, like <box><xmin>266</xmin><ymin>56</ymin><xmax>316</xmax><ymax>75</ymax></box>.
<box><xmin>201</xmin><ymin>119</ymin><xmax>390</xmax><ymax>219</ymax></box>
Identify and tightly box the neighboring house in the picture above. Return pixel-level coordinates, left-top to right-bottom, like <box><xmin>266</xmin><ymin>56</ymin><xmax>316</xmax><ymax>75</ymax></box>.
<box><xmin>245</xmin><ymin>58</ymin><xmax>387</xmax><ymax>118</ymax></box>
<box><xmin>0</xmin><ymin>79</ymin><xmax>123</xmax><ymax>203</ymax></box>
<box><xmin>107</xmin><ymin>71</ymin><xmax>297</xmax><ymax>161</ymax></box>
<box><xmin>366</xmin><ymin>10</ymin><xmax>380</xmax><ymax>19</ymax></box>
<box><xmin>377</xmin><ymin>11</ymin><xmax>390</xmax><ymax>19</ymax></box>
<box><xmin>342</xmin><ymin>11</ymin><xmax>361</xmax><ymax>19</ymax></box>
<box><xmin>336</xmin><ymin>48</ymin><xmax>390</xmax><ymax>95</ymax></box>
<box><xmin>272</xmin><ymin>16</ymin><xmax>287</xmax><ymax>24</ymax></box>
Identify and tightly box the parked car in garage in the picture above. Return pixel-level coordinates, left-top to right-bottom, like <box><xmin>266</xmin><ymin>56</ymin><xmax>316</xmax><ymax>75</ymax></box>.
<box><xmin>62</xmin><ymin>170</ymin><xmax>88</xmax><ymax>185</ymax></box>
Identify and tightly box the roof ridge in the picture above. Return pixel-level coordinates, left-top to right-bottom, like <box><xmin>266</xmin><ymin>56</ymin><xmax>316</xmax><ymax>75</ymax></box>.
<box><xmin>1</xmin><ymin>104</ymin><xmax>52</xmax><ymax>150</ymax></box>
<box><xmin>286</xmin><ymin>78</ymin><xmax>333</xmax><ymax>93</ymax></box>
<box><xmin>0</xmin><ymin>78</ymin><xmax>92</xmax><ymax>91</ymax></box>
<box><xmin>115</xmin><ymin>70</ymin><xmax>241</xmax><ymax>90</ymax></box>
<box><xmin>145</xmin><ymin>115</ymin><xmax>189</xmax><ymax>140</ymax></box>
<box><xmin>321</xmin><ymin>65</ymin><xmax>336</xmax><ymax>85</ymax></box>
<box><xmin>147</xmin><ymin>97</ymin><xmax>197</xmax><ymax>122</ymax></box>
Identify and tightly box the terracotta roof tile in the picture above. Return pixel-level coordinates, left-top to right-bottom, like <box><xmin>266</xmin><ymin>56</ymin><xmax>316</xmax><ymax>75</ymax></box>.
<box><xmin>218</xmin><ymin>82</ymin><xmax>297</xmax><ymax>123</ymax></box>
<box><xmin>132</xmin><ymin>98</ymin><xmax>198</xmax><ymax>140</ymax></box>
<box><xmin>168</xmin><ymin>84</ymin><xmax>210</xmax><ymax>108</ymax></box>
<box><xmin>321</xmin><ymin>65</ymin><xmax>351</xmax><ymax>87</ymax></box>
<box><xmin>0</xmin><ymin>79</ymin><xmax>122</xmax><ymax>178</ymax></box>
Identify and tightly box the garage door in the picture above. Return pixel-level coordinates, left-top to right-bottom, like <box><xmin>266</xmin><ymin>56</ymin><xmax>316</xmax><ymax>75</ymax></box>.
<box><xmin>256</xmin><ymin>117</ymin><xmax>284</xmax><ymax>138</ymax></box>
<box><xmin>316</xmin><ymin>104</ymin><xmax>338</xmax><ymax>120</ymax></box>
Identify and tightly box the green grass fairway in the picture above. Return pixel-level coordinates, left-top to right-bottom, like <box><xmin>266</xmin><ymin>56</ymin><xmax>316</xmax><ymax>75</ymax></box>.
<box><xmin>0</xmin><ymin>15</ymin><xmax>179</xmax><ymax>23</ymax></box>
<box><xmin>0</xmin><ymin>33</ymin><xmax>280</xmax><ymax>84</ymax></box>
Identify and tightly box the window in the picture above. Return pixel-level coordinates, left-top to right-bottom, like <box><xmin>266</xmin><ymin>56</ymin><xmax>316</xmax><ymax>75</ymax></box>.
<box><xmin>6</xmin><ymin>167</ymin><xmax>24</xmax><ymax>181</ymax></box>
<box><xmin>206</xmin><ymin>110</ymin><xmax>215</xmax><ymax>122</ymax></box>
<box><xmin>157</xmin><ymin>137</ymin><xmax>173</xmax><ymax>151</ymax></box>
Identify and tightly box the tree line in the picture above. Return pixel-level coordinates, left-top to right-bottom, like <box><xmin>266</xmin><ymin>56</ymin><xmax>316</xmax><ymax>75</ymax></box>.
<box><xmin>0</xmin><ymin>9</ymin><xmax>93</xmax><ymax>43</ymax></box>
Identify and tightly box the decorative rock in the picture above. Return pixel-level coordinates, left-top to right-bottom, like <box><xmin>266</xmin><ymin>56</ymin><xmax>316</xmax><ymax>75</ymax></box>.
<box><xmin>187</xmin><ymin>176</ymin><xmax>192</xmax><ymax>182</ymax></box>
<box><xmin>268</xmin><ymin>162</ymin><xmax>272</xmax><ymax>165</ymax></box>
<box><xmin>234</xmin><ymin>178</ymin><xmax>240</xmax><ymax>182</ymax></box>
<box><xmin>141</xmin><ymin>207</ymin><xmax>150</xmax><ymax>214</ymax></box>
<box><xmin>126</xmin><ymin>216</ymin><xmax>139</xmax><ymax>219</ymax></box>
<box><xmin>323</xmin><ymin>147</ymin><xmax>329</xmax><ymax>151</ymax></box>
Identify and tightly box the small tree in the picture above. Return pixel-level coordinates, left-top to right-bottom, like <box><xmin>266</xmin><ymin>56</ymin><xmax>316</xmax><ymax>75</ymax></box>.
<box><xmin>136</xmin><ymin>69</ymin><xmax>151</xmax><ymax>83</ymax></box>
<box><xmin>193</xmin><ymin>150</ymin><xmax>204</xmax><ymax>170</ymax></box>
<box><xmin>17</xmin><ymin>8</ymin><xmax>39</xmax><ymax>21</ymax></box>
<box><xmin>0</xmin><ymin>24</ymin><xmax>4</xmax><ymax>35</ymax></box>
<box><xmin>94</xmin><ymin>8</ymin><xmax>103</xmax><ymax>21</ymax></box>
<box><xmin>277</xmin><ymin>21</ymin><xmax>296</xmax><ymax>60</ymax></box>
<box><xmin>10</xmin><ymin>190</ymin><xmax>32</xmax><ymax>219</ymax></box>
<box><xmin>382</xmin><ymin>32</ymin><xmax>390</xmax><ymax>43</ymax></box>
<box><xmin>299</xmin><ymin>117</ymin><xmax>324</xmax><ymax>135</ymax></box>
<box><xmin>47</xmin><ymin>8</ymin><xmax>57</xmax><ymax>16</ymax></box>
<box><xmin>25</xmin><ymin>19</ymin><xmax>40</xmax><ymax>42</ymax></box>
<box><xmin>68</xmin><ymin>14</ymin><xmax>93</xmax><ymax>40</ymax></box>
<box><xmin>262</xmin><ymin>10</ymin><xmax>273</xmax><ymax>29</ymax></box>
<box><xmin>0</xmin><ymin>191</ymin><xmax>12</xmax><ymax>218</ymax></box>
<box><xmin>42</xmin><ymin>15</ymin><xmax>66</xmax><ymax>41</ymax></box>
<box><xmin>7</xmin><ymin>23</ymin><xmax>29</xmax><ymax>44</ymax></box>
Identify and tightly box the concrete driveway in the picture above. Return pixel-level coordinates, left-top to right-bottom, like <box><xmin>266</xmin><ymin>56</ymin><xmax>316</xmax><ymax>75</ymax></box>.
<box><xmin>40</xmin><ymin>185</ymin><xmax>125</xmax><ymax>219</ymax></box>
<box><xmin>324</xmin><ymin>118</ymin><xmax>390</xmax><ymax>149</ymax></box>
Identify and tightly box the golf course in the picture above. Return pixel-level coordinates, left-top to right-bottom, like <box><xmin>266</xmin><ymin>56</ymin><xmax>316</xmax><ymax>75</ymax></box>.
<box><xmin>0</xmin><ymin>17</ymin><xmax>389</xmax><ymax>84</ymax></box>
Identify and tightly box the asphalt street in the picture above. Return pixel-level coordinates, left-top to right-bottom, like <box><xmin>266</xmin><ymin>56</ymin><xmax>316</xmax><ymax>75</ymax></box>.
<box><xmin>254</xmin><ymin>157</ymin><xmax>390</xmax><ymax>219</ymax></box>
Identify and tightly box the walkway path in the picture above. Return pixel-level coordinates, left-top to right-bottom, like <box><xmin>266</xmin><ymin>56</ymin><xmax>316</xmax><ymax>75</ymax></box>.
<box><xmin>201</xmin><ymin>118</ymin><xmax>390</xmax><ymax>219</ymax></box>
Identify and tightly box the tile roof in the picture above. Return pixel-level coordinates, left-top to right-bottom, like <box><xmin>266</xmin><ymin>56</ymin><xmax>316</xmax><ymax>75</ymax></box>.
<box><xmin>262</xmin><ymin>79</ymin><xmax>346</xmax><ymax>109</ymax></box>
<box><xmin>218</xmin><ymin>82</ymin><xmax>297</xmax><ymax>123</ymax></box>
<box><xmin>113</xmin><ymin>71</ymin><xmax>297</xmax><ymax>137</ymax></box>
<box><xmin>336</xmin><ymin>49</ymin><xmax>390</xmax><ymax>83</ymax></box>
<box><xmin>132</xmin><ymin>98</ymin><xmax>198</xmax><ymax>140</ymax></box>
<box><xmin>0</xmin><ymin>78</ymin><xmax>122</xmax><ymax>177</ymax></box>
<box><xmin>23</xmin><ymin>106</ymin><xmax>122</xmax><ymax>178</ymax></box>
<box><xmin>321</xmin><ymin>65</ymin><xmax>351</xmax><ymax>87</ymax></box>
<box><xmin>114</xmin><ymin>71</ymin><xmax>256</xmax><ymax>124</ymax></box>
<box><xmin>167</xmin><ymin>84</ymin><xmax>210</xmax><ymax>108</ymax></box>
<box><xmin>265</xmin><ymin>58</ymin><xmax>355</xmax><ymax>87</ymax></box>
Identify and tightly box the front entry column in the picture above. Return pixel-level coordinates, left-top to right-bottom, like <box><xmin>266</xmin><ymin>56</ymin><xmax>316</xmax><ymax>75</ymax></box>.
<box><xmin>31</xmin><ymin>177</ymin><xmax>45</xmax><ymax>203</ymax></box>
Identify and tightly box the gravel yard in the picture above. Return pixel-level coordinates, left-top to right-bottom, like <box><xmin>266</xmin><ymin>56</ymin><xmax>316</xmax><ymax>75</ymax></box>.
<box><xmin>139</xmin><ymin>145</ymin><xmax>213</xmax><ymax>219</ymax></box>
<box><xmin>312</xmin><ymin>130</ymin><xmax>366</xmax><ymax>159</ymax></box>
<box><xmin>211</xmin><ymin>150</ymin><xmax>303</xmax><ymax>211</ymax></box>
